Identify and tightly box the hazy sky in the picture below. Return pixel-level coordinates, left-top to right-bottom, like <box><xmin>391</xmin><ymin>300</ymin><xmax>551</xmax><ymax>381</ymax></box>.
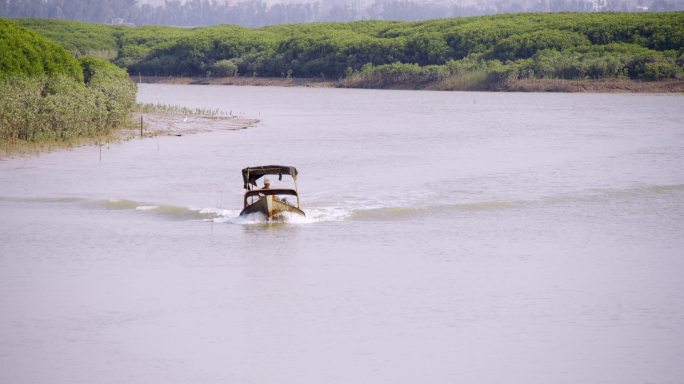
<box><xmin>137</xmin><ymin>0</ymin><xmax>684</xmax><ymax>5</ymax></box>
<box><xmin>137</xmin><ymin>0</ymin><xmax>486</xmax><ymax>4</ymax></box>
<box><xmin>134</xmin><ymin>0</ymin><xmax>684</xmax><ymax>10</ymax></box>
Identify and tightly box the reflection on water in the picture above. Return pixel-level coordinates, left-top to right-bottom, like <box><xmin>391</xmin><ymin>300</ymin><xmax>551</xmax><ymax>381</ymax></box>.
<box><xmin>1</xmin><ymin>86</ymin><xmax>683</xmax><ymax>384</ymax></box>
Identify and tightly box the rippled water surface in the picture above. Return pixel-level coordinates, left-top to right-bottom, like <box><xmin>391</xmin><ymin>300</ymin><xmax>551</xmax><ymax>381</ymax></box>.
<box><xmin>1</xmin><ymin>85</ymin><xmax>683</xmax><ymax>383</ymax></box>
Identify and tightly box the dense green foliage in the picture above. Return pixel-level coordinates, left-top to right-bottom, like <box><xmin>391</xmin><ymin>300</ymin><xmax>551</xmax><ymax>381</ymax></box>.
<box><xmin>14</xmin><ymin>12</ymin><xmax>684</xmax><ymax>86</ymax></box>
<box><xmin>3</xmin><ymin>0</ymin><xmax>683</xmax><ymax>27</ymax></box>
<box><xmin>79</xmin><ymin>56</ymin><xmax>137</xmax><ymax>128</ymax></box>
<box><xmin>0</xmin><ymin>20</ymin><xmax>136</xmax><ymax>145</ymax></box>
<box><xmin>0</xmin><ymin>18</ymin><xmax>83</xmax><ymax>80</ymax></box>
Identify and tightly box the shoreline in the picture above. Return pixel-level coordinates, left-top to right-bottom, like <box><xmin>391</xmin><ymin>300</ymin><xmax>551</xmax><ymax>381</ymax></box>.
<box><xmin>131</xmin><ymin>111</ymin><xmax>259</xmax><ymax>137</ymax></box>
<box><xmin>489</xmin><ymin>78</ymin><xmax>684</xmax><ymax>93</ymax></box>
<box><xmin>134</xmin><ymin>75</ymin><xmax>336</xmax><ymax>88</ymax></box>
<box><xmin>134</xmin><ymin>75</ymin><xmax>684</xmax><ymax>93</ymax></box>
<box><xmin>1</xmin><ymin>111</ymin><xmax>258</xmax><ymax>159</ymax></box>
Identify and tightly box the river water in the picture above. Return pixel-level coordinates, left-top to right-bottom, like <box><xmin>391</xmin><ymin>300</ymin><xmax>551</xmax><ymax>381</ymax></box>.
<box><xmin>1</xmin><ymin>85</ymin><xmax>683</xmax><ymax>383</ymax></box>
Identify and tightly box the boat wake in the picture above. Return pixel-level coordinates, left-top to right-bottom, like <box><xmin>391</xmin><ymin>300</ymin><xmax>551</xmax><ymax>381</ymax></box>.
<box><xmin>213</xmin><ymin>206</ymin><xmax>351</xmax><ymax>224</ymax></box>
<box><xmin>4</xmin><ymin>182</ymin><xmax>681</xmax><ymax>225</ymax></box>
<box><xmin>105</xmin><ymin>199</ymin><xmax>217</xmax><ymax>221</ymax></box>
<box><xmin>103</xmin><ymin>199</ymin><xmax>351</xmax><ymax>224</ymax></box>
<box><xmin>97</xmin><ymin>197</ymin><xmax>558</xmax><ymax>223</ymax></box>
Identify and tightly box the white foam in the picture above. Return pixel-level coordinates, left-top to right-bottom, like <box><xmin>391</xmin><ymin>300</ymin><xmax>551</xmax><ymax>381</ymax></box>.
<box><xmin>198</xmin><ymin>207</ymin><xmax>236</xmax><ymax>219</ymax></box>
<box><xmin>205</xmin><ymin>205</ymin><xmax>353</xmax><ymax>225</ymax></box>
<box><xmin>301</xmin><ymin>207</ymin><xmax>351</xmax><ymax>223</ymax></box>
<box><xmin>225</xmin><ymin>212</ymin><xmax>268</xmax><ymax>224</ymax></box>
<box><xmin>135</xmin><ymin>205</ymin><xmax>159</xmax><ymax>211</ymax></box>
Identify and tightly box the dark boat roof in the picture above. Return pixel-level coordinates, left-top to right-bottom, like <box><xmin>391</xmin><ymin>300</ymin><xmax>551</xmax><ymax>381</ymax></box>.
<box><xmin>242</xmin><ymin>165</ymin><xmax>298</xmax><ymax>189</ymax></box>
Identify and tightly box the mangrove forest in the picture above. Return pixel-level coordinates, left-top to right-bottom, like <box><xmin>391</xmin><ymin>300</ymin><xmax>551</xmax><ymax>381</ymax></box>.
<box><xmin>10</xmin><ymin>12</ymin><xmax>684</xmax><ymax>90</ymax></box>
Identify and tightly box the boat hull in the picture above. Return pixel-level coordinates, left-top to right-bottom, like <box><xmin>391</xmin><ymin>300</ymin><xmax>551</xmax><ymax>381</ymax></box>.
<box><xmin>239</xmin><ymin>195</ymin><xmax>305</xmax><ymax>220</ymax></box>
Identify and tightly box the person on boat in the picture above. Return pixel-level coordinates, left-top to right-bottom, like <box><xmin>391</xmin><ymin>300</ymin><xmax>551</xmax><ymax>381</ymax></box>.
<box><xmin>258</xmin><ymin>179</ymin><xmax>271</xmax><ymax>197</ymax></box>
<box><xmin>261</xmin><ymin>178</ymin><xmax>281</xmax><ymax>201</ymax></box>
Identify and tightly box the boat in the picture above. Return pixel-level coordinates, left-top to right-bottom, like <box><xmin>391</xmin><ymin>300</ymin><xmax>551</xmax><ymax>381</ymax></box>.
<box><xmin>239</xmin><ymin>165</ymin><xmax>305</xmax><ymax>220</ymax></box>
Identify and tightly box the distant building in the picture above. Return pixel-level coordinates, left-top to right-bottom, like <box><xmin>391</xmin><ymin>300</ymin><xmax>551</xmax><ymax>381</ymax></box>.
<box><xmin>111</xmin><ymin>18</ymin><xmax>135</xmax><ymax>27</ymax></box>
<box><xmin>590</xmin><ymin>0</ymin><xmax>608</xmax><ymax>12</ymax></box>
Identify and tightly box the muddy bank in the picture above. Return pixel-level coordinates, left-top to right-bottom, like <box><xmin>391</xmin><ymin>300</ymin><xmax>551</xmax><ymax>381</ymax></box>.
<box><xmin>129</xmin><ymin>112</ymin><xmax>258</xmax><ymax>138</ymax></box>
<box><xmin>1</xmin><ymin>112</ymin><xmax>258</xmax><ymax>158</ymax></box>
<box><xmin>134</xmin><ymin>75</ymin><xmax>335</xmax><ymax>88</ymax></box>
<box><xmin>136</xmin><ymin>75</ymin><xmax>684</xmax><ymax>93</ymax></box>
<box><xmin>490</xmin><ymin>78</ymin><xmax>684</xmax><ymax>93</ymax></box>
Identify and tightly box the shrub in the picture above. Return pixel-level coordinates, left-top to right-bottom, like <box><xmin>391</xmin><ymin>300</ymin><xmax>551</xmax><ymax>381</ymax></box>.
<box><xmin>642</xmin><ymin>62</ymin><xmax>677</xmax><ymax>80</ymax></box>
<box><xmin>1</xmin><ymin>54</ymin><xmax>136</xmax><ymax>145</ymax></box>
<box><xmin>211</xmin><ymin>59</ymin><xmax>239</xmax><ymax>76</ymax></box>
<box><xmin>80</xmin><ymin>56</ymin><xmax>137</xmax><ymax>129</ymax></box>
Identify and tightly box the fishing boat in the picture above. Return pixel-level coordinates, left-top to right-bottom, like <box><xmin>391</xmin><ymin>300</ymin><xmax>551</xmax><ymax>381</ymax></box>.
<box><xmin>239</xmin><ymin>165</ymin><xmax>305</xmax><ymax>220</ymax></box>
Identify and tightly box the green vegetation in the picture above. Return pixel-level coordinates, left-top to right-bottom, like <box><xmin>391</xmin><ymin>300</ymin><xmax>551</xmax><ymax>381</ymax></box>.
<box><xmin>12</xmin><ymin>12</ymin><xmax>684</xmax><ymax>89</ymax></box>
<box><xmin>136</xmin><ymin>103</ymin><xmax>227</xmax><ymax>116</ymax></box>
<box><xmin>1</xmin><ymin>19</ymin><xmax>136</xmax><ymax>149</ymax></box>
<box><xmin>0</xmin><ymin>19</ymin><xmax>83</xmax><ymax>80</ymax></box>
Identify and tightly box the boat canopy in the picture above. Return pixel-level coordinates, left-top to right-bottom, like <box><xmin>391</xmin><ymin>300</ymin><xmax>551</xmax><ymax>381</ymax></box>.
<box><xmin>242</xmin><ymin>165</ymin><xmax>298</xmax><ymax>189</ymax></box>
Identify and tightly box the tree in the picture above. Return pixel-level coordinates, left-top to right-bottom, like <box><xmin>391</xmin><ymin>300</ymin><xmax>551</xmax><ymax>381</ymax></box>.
<box><xmin>211</xmin><ymin>59</ymin><xmax>238</xmax><ymax>76</ymax></box>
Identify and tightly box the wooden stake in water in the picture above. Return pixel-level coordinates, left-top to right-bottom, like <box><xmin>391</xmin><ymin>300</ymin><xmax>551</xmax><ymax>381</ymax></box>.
<box><xmin>140</xmin><ymin>116</ymin><xmax>143</xmax><ymax>139</ymax></box>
